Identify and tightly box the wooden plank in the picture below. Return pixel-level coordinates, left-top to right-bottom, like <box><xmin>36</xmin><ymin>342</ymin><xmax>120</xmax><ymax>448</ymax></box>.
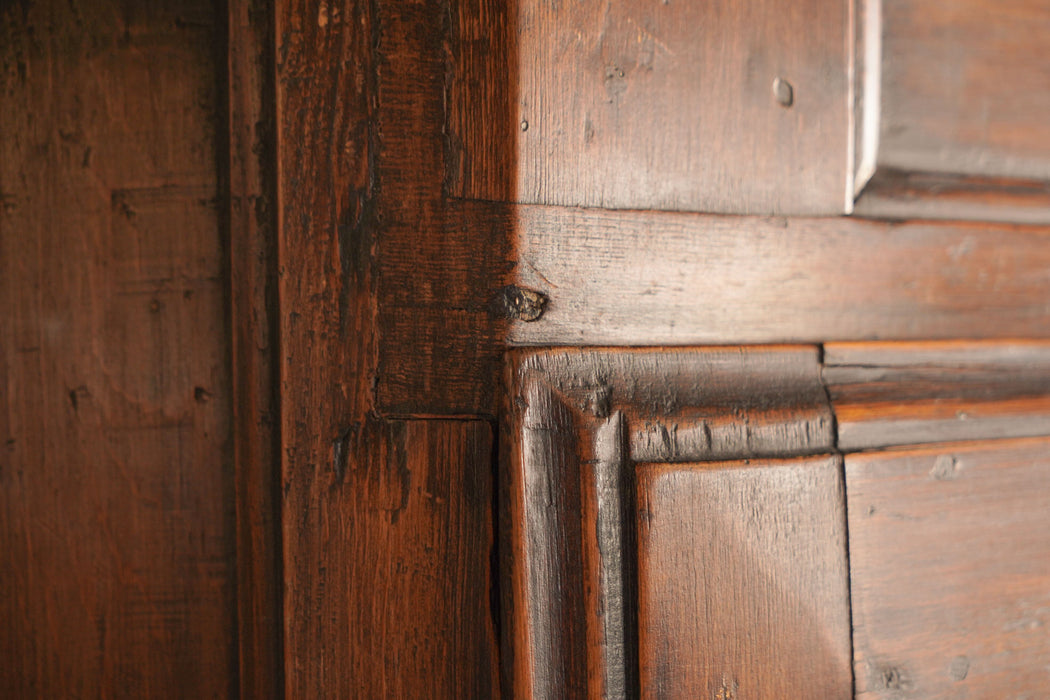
<box><xmin>825</xmin><ymin>341</ymin><xmax>1050</xmax><ymax>450</ymax></box>
<box><xmin>227</xmin><ymin>0</ymin><xmax>282</xmax><ymax>696</ymax></box>
<box><xmin>877</xmin><ymin>0</ymin><xmax>1050</xmax><ymax>182</ymax></box>
<box><xmin>636</xmin><ymin>456</ymin><xmax>853</xmax><ymax>699</ymax></box>
<box><xmin>277</xmin><ymin>1</ymin><xmax>500</xmax><ymax>696</ymax></box>
<box><xmin>847</xmin><ymin>438</ymin><xmax>1050</xmax><ymax>698</ymax></box>
<box><xmin>508</xmin><ymin>204</ymin><xmax>1050</xmax><ymax>346</ymax></box>
<box><xmin>451</xmin><ymin>0</ymin><xmax>851</xmax><ymax>214</ymax></box>
<box><xmin>0</xmin><ymin>2</ymin><xmax>236</xmax><ymax>696</ymax></box>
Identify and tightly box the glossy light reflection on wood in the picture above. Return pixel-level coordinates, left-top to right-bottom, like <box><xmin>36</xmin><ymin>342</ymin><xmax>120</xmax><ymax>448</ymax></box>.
<box><xmin>636</xmin><ymin>456</ymin><xmax>853</xmax><ymax>700</ymax></box>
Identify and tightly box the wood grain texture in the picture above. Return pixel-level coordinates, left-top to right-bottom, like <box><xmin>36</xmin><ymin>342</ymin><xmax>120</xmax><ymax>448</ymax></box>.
<box><xmin>636</xmin><ymin>456</ymin><xmax>853</xmax><ymax>700</ymax></box>
<box><xmin>373</xmin><ymin>3</ymin><xmax>515</xmax><ymax>417</ymax></box>
<box><xmin>277</xmin><ymin>1</ymin><xmax>500</xmax><ymax>695</ymax></box>
<box><xmin>1</xmin><ymin>1</ymin><xmax>236</xmax><ymax>696</ymax></box>
<box><xmin>452</xmin><ymin>0</ymin><xmax>851</xmax><ymax>214</ymax></box>
<box><xmin>501</xmin><ymin>346</ymin><xmax>833</xmax><ymax>698</ymax></box>
<box><xmin>877</xmin><ymin>0</ymin><xmax>1050</xmax><ymax>181</ymax></box>
<box><xmin>507</xmin><ymin>204</ymin><xmax>1050</xmax><ymax>346</ymax></box>
<box><xmin>227</xmin><ymin>0</ymin><xmax>282</xmax><ymax>695</ymax></box>
<box><xmin>826</xmin><ymin>341</ymin><xmax>1050</xmax><ymax>450</ymax></box>
<box><xmin>847</xmin><ymin>438</ymin><xmax>1050</xmax><ymax>698</ymax></box>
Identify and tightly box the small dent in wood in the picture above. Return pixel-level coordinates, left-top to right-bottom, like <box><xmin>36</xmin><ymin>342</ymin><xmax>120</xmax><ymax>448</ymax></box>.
<box><xmin>930</xmin><ymin>454</ymin><xmax>960</xmax><ymax>481</ymax></box>
<box><xmin>948</xmin><ymin>655</ymin><xmax>970</xmax><ymax>682</ymax></box>
<box><xmin>496</xmin><ymin>285</ymin><xmax>548</xmax><ymax>322</ymax></box>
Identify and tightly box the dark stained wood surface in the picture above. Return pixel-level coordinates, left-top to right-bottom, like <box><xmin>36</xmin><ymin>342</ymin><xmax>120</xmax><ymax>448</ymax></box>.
<box><xmin>636</xmin><ymin>456</ymin><xmax>853</xmax><ymax>700</ymax></box>
<box><xmin>1</xmin><ymin>1</ymin><xmax>236</xmax><ymax>695</ymax></box>
<box><xmin>847</xmin><ymin>438</ymin><xmax>1050</xmax><ymax>698</ymax></box>
<box><xmin>277</xmin><ymin>0</ymin><xmax>501</xmax><ymax>696</ymax></box>
<box><xmin>877</xmin><ymin>0</ymin><xmax>1050</xmax><ymax>182</ymax></box>
<box><xmin>227</xmin><ymin>0</ymin><xmax>282</xmax><ymax>695</ymax></box>
<box><xmin>826</xmin><ymin>341</ymin><xmax>1050</xmax><ymax>450</ymax></box>
<box><xmin>451</xmin><ymin>0</ymin><xmax>851</xmax><ymax>215</ymax></box>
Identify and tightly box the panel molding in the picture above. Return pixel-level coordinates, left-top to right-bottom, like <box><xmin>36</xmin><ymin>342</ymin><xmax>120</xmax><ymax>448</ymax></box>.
<box><xmin>502</xmin><ymin>341</ymin><xmax>1050</xmax><ymax>697</ymax></box>
<box><xmin>500</xmin><ymin>346</ymin><xmax>834</xmax><ymax>698</ymax></box>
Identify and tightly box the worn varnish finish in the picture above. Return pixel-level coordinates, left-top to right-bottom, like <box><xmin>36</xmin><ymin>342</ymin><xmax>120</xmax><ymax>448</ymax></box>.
<box><xmin>451</xmin><ymin>0</ymin><xmax>851</xmax><ymax>214</ymax></box>
<box><xmin>636</xmin><ymin>456</ymin><xmax>853</xmax><ymax>700</ymax></box>
<box><xmin>1</xmin><ymin>2</ymin><xmax>236</xmax><ymax>696</ymax></box>
<box><xmin>277</xmin><ymin>0</ymin><xmax>500</xmax><ymax>696</ymax></box>
<box><xmin>826</xmin><ymin>341</ymin><xmax>1050</xmax><ymax>450</ymax></box>
<box><xmin>501</xmin><ymin>347</ymin><xmax>834</xmax><ymax>698</ymax></box>
<box><xmin>847</xmin><ymin>438</ymin><xmax>1050</xmax><ymax>698</ymax></box>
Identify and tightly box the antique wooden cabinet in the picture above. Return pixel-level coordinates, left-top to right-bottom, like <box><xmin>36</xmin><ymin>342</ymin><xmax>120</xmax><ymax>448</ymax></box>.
<box><xmin>3</xmin><ymin>0</ymin><xmax>1050</xmax><ymax>697</ymax></box>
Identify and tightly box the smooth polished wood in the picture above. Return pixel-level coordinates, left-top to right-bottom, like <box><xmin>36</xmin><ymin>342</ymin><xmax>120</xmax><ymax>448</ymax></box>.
<box><xmin>1</xmin><ymin>2</ymin><xmax>236</xmax><ymax>695</ymax></box>
<box><xmin>636</xmin><ymin>456</ymin><xmax>853</xmax><ymax>700</ymax></box>
<box><xmin>501</xmin><ymin>346</ymin><xmax>833</xmax><ymax>699</ymax></box>
<box><xmin>451</xmin><ymin>0</ymin><xmax>851</xmax><ymax>214</ymax></box>
<box><xmin>825</xmin><ymin>341</ymin><xmax>1050</xmax><ymax>450</ymax></box>
<box><xmin>847</xmin><ymin>438</ymin><xmax>1050</xmax><ymax>698</ymax></box>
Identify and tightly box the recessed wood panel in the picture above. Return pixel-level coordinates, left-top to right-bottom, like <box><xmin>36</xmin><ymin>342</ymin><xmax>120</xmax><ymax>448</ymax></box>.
<box><xmin>847</xmin><ymin>439</ymin><xmax>1050</xmax><ymax>698</ymax></box>
<box><xmin>636</xmin><ymin>456</ymin><xmax>853</xmax><ymax>699</ymax></box>
<box><xmin>451</xmin><ymin>0</ymin><xmax>851</xmax><ymax>215</ymax></box>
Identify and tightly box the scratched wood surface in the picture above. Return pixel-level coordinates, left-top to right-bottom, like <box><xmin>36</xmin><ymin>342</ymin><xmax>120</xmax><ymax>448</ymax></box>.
<box><xmin>847</xmin><ymin>438</ymin><xmax>1050</xmax><ymax>698</ymax></box>
<box><xmin>228</xmin><ymin>0</ymin><xmax>282</xmax><ymax>696</ymax></box>
<box><xmin>0</xmin><ymin>1</ymin><xmax>236</xmax><ymax>696</ymax></box>
<box><xmin>450</xmin><ymin>0</ymin><xmax>851</xmax><ymax>215</ymax></box>
<box><xmin>277</xmin><ymin>0</ymin><xmax>500</xmax><ymax>696</ymax></box>
<box><xmin>636</xmin><ymin>456</ymin><xmax>853</xmax><ymax>700</ymax></box>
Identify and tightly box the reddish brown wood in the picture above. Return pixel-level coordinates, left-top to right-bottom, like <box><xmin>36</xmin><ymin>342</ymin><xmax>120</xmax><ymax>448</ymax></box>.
<box><xmin>1</xmin><ymin>2</ymin><xmax>236</xmax><ymax>696</ymax></box>
<box><xmin>277</xmin><ymin>0</ymin><xmax>500</xmax><ymax>696</ymax></box>
<box><xmin>825</xmin><ymin>341</ymin><xmax>1050</xmax><ymax>450</ymax></box>
<box><xmin>636</xmin><ymin>456</ymin><xmax>853</xmax><ymax>700</ymax></box>
<box><xmin>501</xmin><ymin>346</ymin><xmax>832</xmax><ymax>698</ymax></box>
<box><xmin>227</xmin><ymin>0</ymin><xmax>282</xmax><ymax>695</ymax></box>
<box><xmin>847</xmin><ymin>438</ymin><xmax>1050</xmax><ymax>698</ymax></box>
<box><xmin>452</xmin><ymin>0</ymin><xmax>852</xmax><ymax>215</ymax></box>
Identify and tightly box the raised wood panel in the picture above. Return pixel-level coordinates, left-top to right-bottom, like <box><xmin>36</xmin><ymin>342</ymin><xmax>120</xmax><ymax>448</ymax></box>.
<box><xmin>878</xmin><ymin>0</ymin><xmax>1050</xmax><ymax>182</ymax></box>
<box><xmin>1</xmin><ymin>2</ymin><xmax>235</xmax><ymax>695</ymax></box>
<box><xmin>636</xmin><ymin>456</ymin><xmax>853</xmax><ymax>700</ymax></box>
<box><xmin>854</xmin><ymin>0</ymin><xmax>1050</xmax><ymax>223</ymax></box>
<box><xmin>450</xmin><ymin>0</ymin><xmax>851</xmax><ymax>215</ymax></box>
<box><xmin>847</xmin><ymin>438</ymin><xmax>1050</xmax><ymax>698</ymax></box>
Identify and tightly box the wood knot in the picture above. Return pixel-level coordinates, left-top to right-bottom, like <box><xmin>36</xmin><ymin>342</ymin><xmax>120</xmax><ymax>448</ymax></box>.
<box><xmin>497</xmin><ymin>285</ymin><xmax>548</xmax><ymax>322</ymax></box>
